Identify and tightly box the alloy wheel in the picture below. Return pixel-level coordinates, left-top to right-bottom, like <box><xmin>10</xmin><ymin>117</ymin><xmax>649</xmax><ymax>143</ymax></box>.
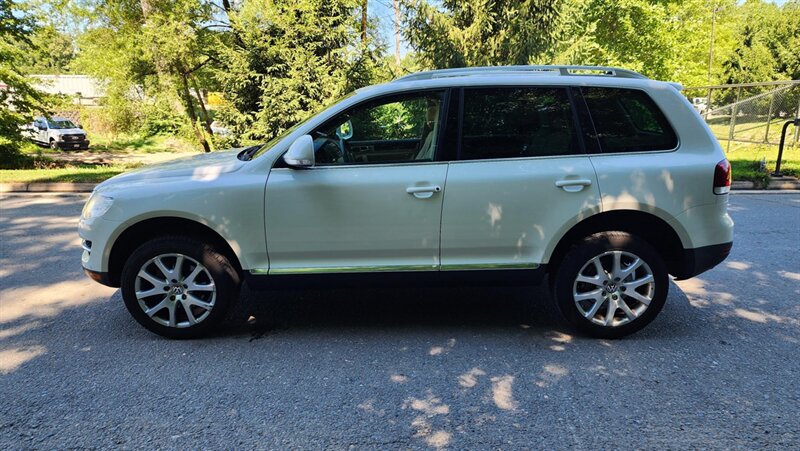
<box><xmin>134</xmin><ymin>253</ymin><xmax>217</xmax><ymax>328</ymax></box>
<box><xmin>572</xmin><ymin>250</ymin><xmax>655</xmax><ymax>327</ymax></box>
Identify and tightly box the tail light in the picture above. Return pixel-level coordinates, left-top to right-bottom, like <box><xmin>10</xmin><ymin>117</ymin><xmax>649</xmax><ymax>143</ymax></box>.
<box><xmin>713</xmin><ymin>159</ymin><xmax>732</xmax><ymax>194</ymax></box>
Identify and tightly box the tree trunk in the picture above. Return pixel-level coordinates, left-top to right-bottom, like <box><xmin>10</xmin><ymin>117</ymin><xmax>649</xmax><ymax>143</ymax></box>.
<box><xmin>191</xmin><ymin>76</ymin><xmax>213</xmax><ymax>136</ymax></box>
<box><xmin>140</xmin><ymin>0</ymin><xmax>151</xmax><ymax>18</ymax></box>
<box><xmin>178</xmin><ymin>70</ymin><xmax>211</xmax><ymax>153</ymax></box>
<box><xmin>393</xmin><ymin>0</ymin><xmax>401</xmax><ymax>65</ymax></box>
<box><xmin>361</xmin><ymin>0</ymin><xmax>367</xmax><ymax>45</ymax></box>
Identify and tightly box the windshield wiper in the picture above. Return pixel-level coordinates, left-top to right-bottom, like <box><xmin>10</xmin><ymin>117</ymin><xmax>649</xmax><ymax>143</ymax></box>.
<box><xmin>237</xmin><ymin>144</ymin><xmax>263</xmax><ymax>161</ymax></box>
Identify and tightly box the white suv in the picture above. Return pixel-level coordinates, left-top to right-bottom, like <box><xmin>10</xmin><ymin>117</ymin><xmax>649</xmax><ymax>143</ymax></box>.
<box><xmin>79</xmin><ymin>66</ymin><xmax>734</xmax><ymax>339</ymax></box>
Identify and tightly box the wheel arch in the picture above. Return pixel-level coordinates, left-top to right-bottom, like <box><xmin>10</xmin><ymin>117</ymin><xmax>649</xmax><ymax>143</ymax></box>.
<box><xmin>546</xmin><ymin>209</ymin><xmax>688</xmax><ymax>278</ymax></box>
<box><xmin>107</xmin><ymin>216</ymin><xmax>243</xmax><ymax>286</ymax></box>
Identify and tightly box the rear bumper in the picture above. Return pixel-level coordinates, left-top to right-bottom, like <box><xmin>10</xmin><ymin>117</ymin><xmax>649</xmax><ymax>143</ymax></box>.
<box><xmin>672</xmin><ymin>241</ymin><xmax>733</xmax><ymax>280</ymax></box>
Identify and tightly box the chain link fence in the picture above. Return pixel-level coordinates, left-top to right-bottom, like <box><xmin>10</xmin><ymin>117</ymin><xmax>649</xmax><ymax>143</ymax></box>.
<box><xmin>684</xmin><ymin>81</ymin><xmax>800</xmax><ymax>152</ymax></box>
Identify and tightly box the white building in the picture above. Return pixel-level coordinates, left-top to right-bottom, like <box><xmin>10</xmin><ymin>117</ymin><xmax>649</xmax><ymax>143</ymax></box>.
<box><xmin>30</xmin><ymin>74</ymin><xmax>105</xmax><ymax>105</ymax></box>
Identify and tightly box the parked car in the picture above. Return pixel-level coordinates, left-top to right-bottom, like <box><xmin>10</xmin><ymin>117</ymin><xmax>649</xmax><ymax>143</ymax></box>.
<box><xmin>691</xmin><ymin>97</ymin><xmax>708</xmax><ymax>115</ymax></box>
<box><xmin>210</xmin><ymin>120</ymin><xmax>230</xmax><ymax>136</ymax></box>
<box><xmin>79</xmin><ymin>65</ymin><xmax>733</xmax><ymax>339</ymax></box>
<box><xmin>30</xmin><ymin>116</ymin><xmax>90</xmax><ymax>150</ymax></box>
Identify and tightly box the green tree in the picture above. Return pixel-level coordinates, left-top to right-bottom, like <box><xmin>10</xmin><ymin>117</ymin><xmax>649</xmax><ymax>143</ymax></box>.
<box><xmin>401</xmin><ymin>0</ymin><xmax>563</xmax><ymax>69</ymax></box>
<box><xmin>765</xmin><ymin>0</ymin><xmax>800</xmax><ymax>80</ymax></box>
<box><xmin>663</xmin><ymin>0</ymin><xmax>739</xmax><ymax>87</ymax></box>
<box><xmin>546</xmin><ymin>0</ymin><xmax>683</xmax><ymax>81</ymax></box>
<box><xmin>213</xmin><ymin>0</ymin><xmax>386</xmax><ymax>143</ymax></box>
<box><xmin>722</xmin><ymin>0</ymin><xmax>782</xmax><ymax>85</ymax></box>
<box><xmin>0</xmin><ymin>0</ymin><xmax>48</xmax><ymax>167</ymax></box>
<box><xmin>74</xmin><ymin>0</ymin><xmax>217</xmax><ymax>151</ymax></box>
<box><xmin>18</xmin><ymin>25</ymin><xmax>75</xmax><ymax>74</ymax></box>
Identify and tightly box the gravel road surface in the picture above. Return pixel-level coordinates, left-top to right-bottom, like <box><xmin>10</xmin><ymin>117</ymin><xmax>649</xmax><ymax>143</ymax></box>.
<box><xmin>1</xmin><ymin>193</ymin><xmax>799</xmax><ymax>449</ymax></box>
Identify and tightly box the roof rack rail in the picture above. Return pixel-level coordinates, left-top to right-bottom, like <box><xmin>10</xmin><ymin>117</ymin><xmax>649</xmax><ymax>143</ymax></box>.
<box><xmin>394</xmin><ymin>65</ymin><xmax>648</xmax><ymax>82</ymax></box>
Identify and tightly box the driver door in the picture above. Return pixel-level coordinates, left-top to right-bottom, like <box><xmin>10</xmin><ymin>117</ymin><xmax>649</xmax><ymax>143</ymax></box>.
<box><xmin>35</xmin><ymin>119</ymin><xmax>47</xmax><ymax>143</ymax></box>
<box><xmin>264</xmin><ymin>90</ymin><xmax>450</xmax><ymax>274</ymax></box>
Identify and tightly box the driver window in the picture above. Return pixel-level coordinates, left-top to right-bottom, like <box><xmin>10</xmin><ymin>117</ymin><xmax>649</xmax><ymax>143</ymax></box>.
<box><xmin>312</xmin><ymin>90</ymin><xmax>446</xmax><ymax>165</ymax></box>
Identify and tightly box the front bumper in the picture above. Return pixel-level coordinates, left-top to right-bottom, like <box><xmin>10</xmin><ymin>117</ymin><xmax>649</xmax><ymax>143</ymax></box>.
<box><xmin>79</xmin><ymin>214</ymin><xmax>122</xmax><ymax>285</ymax></box>
<box><xmin>83</xmin><ymin>268</ymin><xmax>117</xmax><ymax>287</ymax></box>
<box><xmin>56</xmin><ymin>139</ymin><xmax>90</xmax><ymax>149</ymax></box>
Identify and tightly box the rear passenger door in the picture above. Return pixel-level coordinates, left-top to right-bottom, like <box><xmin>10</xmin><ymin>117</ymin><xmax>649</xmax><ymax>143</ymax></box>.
<box><xmin>574</xmin><ymin>87</ymin><xmax>700</xmax><ymax>216</ymax></box>
<box><xmin>440</xmin><ymin>86</ymin><xmax>602</xmax><ymax>270</ymax></box>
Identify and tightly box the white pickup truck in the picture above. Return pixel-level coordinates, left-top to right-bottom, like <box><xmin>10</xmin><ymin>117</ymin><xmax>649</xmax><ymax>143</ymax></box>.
<box><xmin>28</xmin><ymin>116</ymin><xmax>90</xmax><ymax>150</ymax></box>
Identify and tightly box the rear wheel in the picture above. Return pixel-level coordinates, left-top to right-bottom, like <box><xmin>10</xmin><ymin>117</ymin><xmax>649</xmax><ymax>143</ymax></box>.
<box><xmin>552</xmin><ymin>232</ymin><xmax>668</xmax><ymax>338</ymax></box>
<box><xmin>121</xmin><ymin>236</ymin><xmax>240</xmax><ymax>339</ymax></box>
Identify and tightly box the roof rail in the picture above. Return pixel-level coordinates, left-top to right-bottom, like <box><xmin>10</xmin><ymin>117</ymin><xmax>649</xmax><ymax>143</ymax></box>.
<box><xmin>394</xmin><ymin>65</ymin><xmax>648</xmax><ymax>82</ymax></box>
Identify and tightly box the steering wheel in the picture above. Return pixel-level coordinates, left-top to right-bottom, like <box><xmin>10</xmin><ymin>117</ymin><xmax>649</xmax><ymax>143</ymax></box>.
<box><xmin>314</xmin><ymin>135</ymin><xmax>347</xmax><ymax>164</ymax></box>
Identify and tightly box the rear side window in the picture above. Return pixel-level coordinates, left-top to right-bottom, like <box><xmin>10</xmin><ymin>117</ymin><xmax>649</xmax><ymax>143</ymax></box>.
<box><xmin>460</xmin><ymin>87</ymin><xmax>578</xmax><ymax>160</ymax></box>
<box><xmin>581</xmin><ymin>87</ymin><xmax>677</xmax><ymax>153</ymax></box>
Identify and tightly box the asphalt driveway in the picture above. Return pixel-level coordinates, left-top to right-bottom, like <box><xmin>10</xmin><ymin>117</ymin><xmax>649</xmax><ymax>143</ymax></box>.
<box><xmin>1</xmin><ymin>192</ymin><xmax>799</xmax><ymax>449</ymax></box>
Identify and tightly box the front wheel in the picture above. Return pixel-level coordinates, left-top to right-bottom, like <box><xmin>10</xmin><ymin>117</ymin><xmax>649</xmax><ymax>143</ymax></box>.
<box><xmin>49</xmin><ymin>139</ymin><xmax>58</xmax><ymax>149</ymax></box>
<box><xmin>552</xmin><ymin>232</ymin><xmax>668</xmax><ymax>339</ymax></box>
<box><xmin>121</xmin><ymin>236</ymin><xmax>240</xmax><ymax>339</ymax></box>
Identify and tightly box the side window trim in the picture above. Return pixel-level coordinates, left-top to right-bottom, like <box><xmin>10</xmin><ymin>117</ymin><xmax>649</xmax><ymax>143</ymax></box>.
<box><xmin>311</xmin><ymin>88</ymin><xmax>449</xmax><ymax>167</ymax></box>
<box><xmin>566</xmin><ymin>87</ymin><xmax>589</xmax><ymax>155</ymax></box>
<box><xmin>432</xmin><ymin>88</ymin><xmax>452</xmax><ymax>162</ymax></box>
<box><xmin>571</xmin><ymin>87</ymin><xmax>602</xmax><ymax>154</ymax></box>
<box><xmin>579</xmin><ymin>86</ymin><xmax>679</xmax><ymax>154</ymax></box>
<box><xmin>456</xmin><ymin>87</ymin><xmax>464</xmax><ymax>161</ymax></box>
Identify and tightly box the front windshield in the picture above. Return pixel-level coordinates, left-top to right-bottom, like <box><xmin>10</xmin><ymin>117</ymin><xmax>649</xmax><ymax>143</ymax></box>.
<box><xmin>249</xmin><ymin>91</ymin><xmax>356</xmax><ymax>160</ymax></box>
<box><xmin>47</xmin><ymin>119</ymin><xmax>78</xmax><ymax>129</ymax></box>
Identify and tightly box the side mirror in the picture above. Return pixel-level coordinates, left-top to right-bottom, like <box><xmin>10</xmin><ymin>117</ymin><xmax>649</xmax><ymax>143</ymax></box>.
<box><xmin>283</xmin><ymin>135</ymin><xmax>315</xmax><ymax>168</ymax></box>
<box><xmin>78</xmin><ymin>125</ymin><xmax>84</xmax><ymax>129</ymax></box>
<box><xmin>335</xmin><ymin>120</ymin><xmax>353</xmax><ymax>140</ymax></box>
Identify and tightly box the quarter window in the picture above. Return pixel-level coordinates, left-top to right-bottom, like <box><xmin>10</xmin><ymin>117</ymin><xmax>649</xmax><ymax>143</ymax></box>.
<box><xmin>581</xmin><ymin>87</ymin><xmax>678</xmax><ymax>153</ymax></box>
<box><xmin>311</xmin><ymin>91</ymin><xmax>446</xmax><ymax>165</ymax></box>
<box><xmin>460</xmin><ymin>87</ymin><xmax>578</xmax><ymax>160</ymax></box>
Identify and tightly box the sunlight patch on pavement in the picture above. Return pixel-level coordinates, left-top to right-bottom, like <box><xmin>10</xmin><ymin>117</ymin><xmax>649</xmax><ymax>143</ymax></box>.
<box><xmin>390</xmin><ymin>374</ymin><xmax>409</xmax><ymax>383</ymax></box>
<box><xmin>0</xmin><ymin>321</ymin><xmax>42</xmax><ymax>340</ymax></box>
<box><xmin>490</xmin><ymin>375</ymin><xmax>518</xmax><ymax>411</ymax></box>
<box><xmin>726</xmin><ymin>261</ymin><xmax>751</xmax><ymax>270</ymax></box>
<box><xmin>0</xmin><ymin>345</ymin><xmax>46</xmax><ymax>374</ymax></box>
<box><xmin>458</xmin><ymin>367</ymin><xmax>486</xmax><ymax>388</ymax></box>
<box><xmin>733</xmin><ymin>308</ymin><xmax>796</xmax><ymax>325</ymax></box>
<box><xmin>778</xmin><ymin>271</ymin><xmax>800</xmax><ymax>282</ymax></box>
<box><xmin>675</xmin><ymin>278</ymin><xmax>735</xmax><ymax>307</ymax></box>
<box><xmin>0</xmin><ymin>279</ymin><xmax>116</xmax><ymax>324</ymax></box>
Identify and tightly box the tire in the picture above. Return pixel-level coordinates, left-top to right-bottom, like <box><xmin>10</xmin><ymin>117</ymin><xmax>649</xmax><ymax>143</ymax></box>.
<box><xmin>552</xmin><ymin>232</ymin><xmax>668</xmax><ymax>339</ymax></box>
<box><xmin>49</xmin><ymin>139</ymin><xmax>58</xmax><ymax>150</ymax></box>
<box><xmin>121</xmin><ymin>236</ymin><xmax>240</xmax><ymax>339</ymax></box>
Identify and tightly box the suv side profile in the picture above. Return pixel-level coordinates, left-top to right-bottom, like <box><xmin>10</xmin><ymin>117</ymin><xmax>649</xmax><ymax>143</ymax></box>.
<box><xmin>79</xmin><ymin>66</ymin><xmax>733</xmax><ymax>339</ymax></box>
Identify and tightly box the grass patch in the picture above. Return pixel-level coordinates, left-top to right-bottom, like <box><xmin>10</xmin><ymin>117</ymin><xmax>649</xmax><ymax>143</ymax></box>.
<box><xmin>89</xmin><ymin>134</ymin><xmax>198</xmax><ymax>153</ymax></box>
<box><xmin>0</xmin><ymin>164</ymin><xmax>139</xmax><ymax>183</ymax></box>
<box><xmin>20</xmin><ymin>133</ymin><xmax>200</xmax><ymax>156</ymax></box>
<box><xmin>708</xmin><ymin>116</ymin><xmax>792</xmax><ymax>144</ymax></box>
<box><xmin>724</xmin><ymin>142</ymin><xmax>800</xmax><ymax>186</ymax></box>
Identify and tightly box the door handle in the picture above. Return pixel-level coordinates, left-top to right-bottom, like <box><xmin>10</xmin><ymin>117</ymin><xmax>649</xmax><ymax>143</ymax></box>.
<box><xmin>406</xmin><ymin>185</ymin><xmax>442</xmax><ymax>199</ymax></box>
<box><xmin>555</xmin><ymin>179</ymin><xmax>592</xmax><ymax>193</ymax></box>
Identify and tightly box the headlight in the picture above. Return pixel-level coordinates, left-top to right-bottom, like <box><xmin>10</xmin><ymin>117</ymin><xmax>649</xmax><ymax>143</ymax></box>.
<box><xmin>81</xmin><ymin>194</ymin><xmax>114</xmax><ymax>220</ymax></box>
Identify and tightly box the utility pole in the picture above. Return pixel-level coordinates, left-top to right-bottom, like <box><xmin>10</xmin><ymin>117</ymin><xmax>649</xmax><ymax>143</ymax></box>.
<box><xmin>393</xmin><ymin>0</ymin><xmax>401</xmax><ymax>65</ymax></box>
<box><xmin>708</xmin><ymin>2</ymin><xmax>718</xmax><ymax>83</ymax></box>
<box><xmin>361</xmin><ymin>0</ymin><xmax>368</xmax><ymax>45</ymax></box>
